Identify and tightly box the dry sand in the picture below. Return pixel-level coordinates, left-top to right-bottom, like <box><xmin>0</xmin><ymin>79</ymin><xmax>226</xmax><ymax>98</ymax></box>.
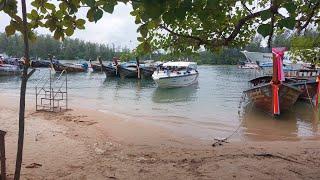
<box><xmin>0</xmin><ymin>94</ymin><xmax>320</xmax><ymax>180</ymax></box>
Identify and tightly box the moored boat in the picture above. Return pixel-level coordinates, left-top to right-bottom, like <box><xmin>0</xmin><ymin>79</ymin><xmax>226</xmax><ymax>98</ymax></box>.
<box><xmin>152</xmin><ymin>61</ymin><xmax>199</xmax><ymax>88</ymax></box>
<box><xmin>30</xmin><ymin>59</ymin><xmax>56</xmax><ymax>68</ymax></box>
<box><xmin>0</xmin><ymin>63</ymin><xmax>21</xmax><ymax>76</ymax></box>
<box><xmin>244</xmin><ymin>48</ymin><xmax>302</xmax><ymax>115</ymax></box>
<box><xmin>238</xmin><ymin>60</ymin><xmax>259</xmax><ymax>69</ymax></box>
<box><xmin>119</xmin><ymin>61</ymin><xmax>138</xmax><ymax>78</ymax></box>
<box><xmin>96</xmin><ymin>57</ymin><xmax>120</xmax><ymax>77</ymax></box>
<box><xmin>248</xmin><ymin>75</ymin><xmax>318</xmax><ymax>101</ymax></box>
<box><xmin>51</xmin><ymin>61</ymin><xmax>88</xmax><ymax>73</ymax></box>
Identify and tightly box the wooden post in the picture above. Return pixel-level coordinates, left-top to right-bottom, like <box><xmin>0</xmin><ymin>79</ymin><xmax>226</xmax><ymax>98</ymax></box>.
<box><xmin>0</xmin><ymin>130</ymin><xmax>6</xmax><ymax>180</ymax></box>
<box><xmin>136</xmin><ymin>57</ymin><xmax>141</xmax><ymax>79</ymax></box>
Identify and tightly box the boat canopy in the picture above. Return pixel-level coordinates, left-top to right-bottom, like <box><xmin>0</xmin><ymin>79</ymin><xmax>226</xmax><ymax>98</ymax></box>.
<box><xmin>162</xmin><ymin>61</ymin><xmax>197</xmax><ymax>68</ymax></box>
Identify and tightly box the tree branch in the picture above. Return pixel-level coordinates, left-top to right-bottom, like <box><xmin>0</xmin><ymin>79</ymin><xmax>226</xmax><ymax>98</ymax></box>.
<box><xmin>159</xmin><ymin>24</ymin><xmax>210</xmax><ymax>45</ymax></box>
<box><xmin>296</xmin><ymin>2</ymin><xmax>320</xmax><ymax>35</ymax></box>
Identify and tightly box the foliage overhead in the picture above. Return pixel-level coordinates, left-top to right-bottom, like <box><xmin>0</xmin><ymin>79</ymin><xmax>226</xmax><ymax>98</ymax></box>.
<box><xmin>0</xmin><ymin>0</ymin><xmax>319</xmax><ymax>55</ymax></box>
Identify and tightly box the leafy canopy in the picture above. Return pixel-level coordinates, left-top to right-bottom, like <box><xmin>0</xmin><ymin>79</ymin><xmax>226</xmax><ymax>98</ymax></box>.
<box><xmin>0</xmin><ymin>0</ymin><xmax>319</xmax><ymax>55</ymax></box>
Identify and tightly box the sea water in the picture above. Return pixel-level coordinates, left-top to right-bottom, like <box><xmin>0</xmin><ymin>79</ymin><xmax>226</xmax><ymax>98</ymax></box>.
<box><xmin>0</xmin><ymin>65</ymin><xmax>319</xmax><ymax>141</ymax></box>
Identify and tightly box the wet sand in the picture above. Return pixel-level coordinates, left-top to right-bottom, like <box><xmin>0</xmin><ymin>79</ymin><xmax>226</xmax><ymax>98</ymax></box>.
<box><xmin>1</xmin><ymin>94</ymin><xmax>320</xmax><ymax>179</ymax></box>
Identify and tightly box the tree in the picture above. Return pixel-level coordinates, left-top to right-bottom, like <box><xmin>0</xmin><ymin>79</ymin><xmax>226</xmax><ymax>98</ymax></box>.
<box><xmin>1</xmin><ymin>0</ymin><xmax>319</xmax><ymax>179</ymax></box>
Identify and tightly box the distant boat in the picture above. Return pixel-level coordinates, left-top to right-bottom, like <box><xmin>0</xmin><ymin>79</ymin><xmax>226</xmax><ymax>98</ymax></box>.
<box><xmin>139</xmin><ymin>60</ymin><xmax>157</xmax><ymax>78</ymax></box>
<box><xmin>241</xmin><ymin>50</ymin><xmax>311</xmax><ymax>70</ymax></box>
<box><xmin>152</xmin><ymin>61</ymin><xmax>199</xmax><ymax>88</ymax></box>
<box><xmin>30</xmin><ymin>59</ymin><xmax>59</xmax><ymax>68</ymax></box>
<box><xmin>238</xmin><ymin>60</ymin><xmax>259</xmax><ymax>69</ymax></box>
<box><xmin>119</xmin><ymin>61</ymin><xmax>138</xmax><ymax>78</ymax></box>
<box><xmin>92</xmin><ymin>61</ymin><xmax>119</xmax><ymax>77</ymax></box>
<box><xmin>51</xmin><ymin>61</ymin><xmax>88</xmax><ymax>73</ymax></box>
<box><xmin>244</xmin><ymin>48</ymin><xmax>302</xmax><ymax>116</ymax></box>
<box><xmin>0</xmin><ymin>64</ymin><xmax>21</xmax><ymax>76</ymax></box>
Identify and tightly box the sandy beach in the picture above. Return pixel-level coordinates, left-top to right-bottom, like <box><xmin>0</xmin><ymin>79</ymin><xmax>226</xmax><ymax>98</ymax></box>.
<box><xmin>1</xmin><ymin>94</ymin><xmax>320</xmax><ymax>180</ymax></box>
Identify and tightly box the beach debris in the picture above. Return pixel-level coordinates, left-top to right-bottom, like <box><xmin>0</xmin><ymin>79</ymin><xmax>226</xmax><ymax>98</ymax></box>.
<box><xmin>95</xmin><ymin>147</ymin><xmax>105</xmax><ymax>155</ymax></box>
<box><xmin>25</xmin><ymin>163</ymin><xmax>42</xmax><ymax>168</ymax></box>
<box><xmin>136</xmin><ymin>157</ymin><xmax>156</xmax><ymax>163</ymax></box>
<box><xmin>212</xmin><ymin>138</ymin><xmax>229</xmax><ymax>147</ymax></box>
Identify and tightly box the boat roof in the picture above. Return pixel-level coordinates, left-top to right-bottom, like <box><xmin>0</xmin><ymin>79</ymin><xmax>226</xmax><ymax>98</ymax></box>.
<box><xmin>162</xmin><ymin>61</ymin><xmax>197</xmax><ymax>67</ymax></box>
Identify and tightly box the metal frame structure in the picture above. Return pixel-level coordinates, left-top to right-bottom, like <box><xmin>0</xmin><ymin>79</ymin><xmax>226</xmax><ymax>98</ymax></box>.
<box><xmin>35</xmin><ymin>69</ymin><xmax>68</xmax><ymax>112</ymax></box>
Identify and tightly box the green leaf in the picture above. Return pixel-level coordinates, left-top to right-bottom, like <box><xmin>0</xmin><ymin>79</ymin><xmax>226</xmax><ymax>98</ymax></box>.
<box><xmin>137</xmin><ymin>37</ymin><xmax>144</xmax><ymax>42</ymax></box>
<box><xmin>138</xmin><ymin>24</ymin><xmax>148</xmax><ymax>38</ymax></box>
<box><xmin>31</xmin><ymin>0</ymin><xmax>40</xmax><ymax>8</ymax></box>
<box><xmin>162</xmin><ymin>10</ymin><xmax>175</xmax><ymax>24</ymax></box>
<box><xmin>76</xmin><ymin>19</ymin><xmax>85</xmax><ymax>26</ymax></box>
<box><xmin>94</xmin><ymin>8</ymin><xmax>103</xmax><ymax>22</ymax></box>
<box><xmin>84</xmin><ymin>0</ymin><xmax>95</xmax><ymax>8</ymax></box>
<box><xmin>65</xmin><ymin>27</ymin><xmax>74</xmax><ymax>36</ymax></box>
<box><xmin>260</xmin><ymin>10</ymin><xmax>272</xmax><ymax>21</ymax></box>
<box><xmin>257</xmin><ymin>24</ymin><xmax>272</xmax><ymax>37</ymax></box>
<box><xmin>86</xmin><ymin>8</ymin><xmax>95</xmax><ymax>22</ymax></box>
<box><xmin>283</xmin><ymin>2</ymin><xmax>296</xmax><ymax>14</ymax></box>
<box><xmin>5</xmin><ymin>25</ymin><xmax>15</xmax><ymax>36</ymax></box>
<box><xmin>278</xmin><ymin>17</ymin><xmax>296</xmax><ymax>30</ymax></box>
<box><xmin>103</xmin><ymin>2</ymin><xmax>115</xmax><ymax>13</ymax></box>
<box><xmin>44</xmin><ymin>2</ymin><xmax>55</xmax><ymax>10</ymax></box>
<box><xmin>59</xmin><ymin>2</ymin><xmax>67</xmax><ymax>11</ymax></box>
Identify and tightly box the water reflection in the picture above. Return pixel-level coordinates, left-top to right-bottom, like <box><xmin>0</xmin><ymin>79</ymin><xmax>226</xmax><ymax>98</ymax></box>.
<box><xmin>241</xmin><ymin>101</ymin><xmax>319</xmax><ymax>141</ymax></box>
<box><xmin>152</xmin><ymin>84</ymin><xmax>199</xmax><ymax>103</ymax></box>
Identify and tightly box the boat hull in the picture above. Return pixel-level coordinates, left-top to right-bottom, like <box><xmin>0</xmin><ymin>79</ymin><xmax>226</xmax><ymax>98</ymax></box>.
<box><xmin>141</xmin><ymin>67</ymin><xmax>155</xmax><ymax>78</ymax></box>
<box><xmin>289</xmin><ymin>79</ymin><xmax>318</xmax><ymax>101</ymax></box>
<box><xmin>244</xmin><ymin>83</ymin><xmax>301</xmax><ymax>114</ymax></box>
<box><xmin>0</xmin><ymin>65</ymin><xmax>21</xmax><ymax>76</ymax></box>
<box><xmin>119</xmin><ymin>66</ymin><xmax>137</xmax><ymax>78</ymax></box>
<box><xmin>52</xmin><ymin>63</ymin><xmax>86</xmax><ymax>73</ymax></box>
<box><xmin>153</xmin><ymin>73</ymin><xmax>199</xmax><ymax>88</ymax></box>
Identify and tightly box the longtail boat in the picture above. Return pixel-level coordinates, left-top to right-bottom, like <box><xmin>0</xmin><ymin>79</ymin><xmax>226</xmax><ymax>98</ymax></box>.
<box><xmin>97</xmin><ymin>57</ymin><xmax>120</xmax><ymax>77</ymax></box>
<box><xmin>30</xmin><ymin>59</ymin><xmax>55</xmax><ymax>68</ymax></box>
<box><xmin>249</xmin><ymin>75</ymin><xmax>318</xmax><ymax>101</ymax></box>
<box><xmin>244</xmin><ymin>48</ymin><xmax>302</xmax><ymax>116</ymax></box>
<box><xmin>119</xmin><ymin>61</ymin><xmax>138</xmax><ymax>78</ymax></box>
<box><xmin>51</xmin><ymin>61</ymin><xmax>88</xmax><ymax>73</ymax></box>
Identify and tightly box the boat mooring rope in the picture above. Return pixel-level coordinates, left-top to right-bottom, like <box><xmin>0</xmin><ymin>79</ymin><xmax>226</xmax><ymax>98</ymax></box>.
<box><xmin>304</xmin><ymin>82</ymin><xmax>314</xmax><ymax>109</ymax></box>
<box><xmin>212</xmin><ymin>93</ymin><xmax>247</xmax><ymax>147</ymax></box>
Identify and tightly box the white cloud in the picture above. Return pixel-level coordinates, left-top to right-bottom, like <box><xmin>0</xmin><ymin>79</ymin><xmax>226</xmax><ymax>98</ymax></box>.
<box><xmin>0</xmin><ymin>2</ymin><xmax>139</xmax><ymax>50</ymax></box>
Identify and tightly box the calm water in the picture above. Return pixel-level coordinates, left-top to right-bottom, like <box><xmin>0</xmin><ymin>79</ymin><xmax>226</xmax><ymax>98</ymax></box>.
<box><xmin>0</xmin><ymin>65</ymin><xmax>319</xmax><ymax>141</ymax></box>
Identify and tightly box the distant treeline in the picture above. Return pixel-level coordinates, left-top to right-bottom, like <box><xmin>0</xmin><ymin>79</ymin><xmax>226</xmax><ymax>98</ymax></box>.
<box><xmin>0</xmin><ymin>32</ymin><xmax>126</xmax><ymax>60</ymax></box>
<box><xmin>0</xmin><ymin>30</ymin><xmax>317</xmax><ymax>64</ymax></box>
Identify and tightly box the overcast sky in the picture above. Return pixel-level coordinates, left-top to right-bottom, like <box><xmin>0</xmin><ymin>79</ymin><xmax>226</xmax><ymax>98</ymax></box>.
<box><xmin>0</xmin><ymin>2</ymin><xmax>139</xmax><ymax>50</ymax></box>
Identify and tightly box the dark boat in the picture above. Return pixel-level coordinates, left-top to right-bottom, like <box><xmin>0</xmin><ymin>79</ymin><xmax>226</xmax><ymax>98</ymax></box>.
<box><xmin>119</xmin><ymin>62</ymin><xmax>138</xmax><ymax>78</ymax></box>
<box><xmin>30</xmin><ymin>60</ymin><xmax>53</xmax><ymax>68</ymax></box>
<box><xmin>244</xmin><ymin>48</ymin><xmax>302</xmax><ymax>115</ymax></box>
<box><xmin>51</xmin><ymin>62</ymin><xmax>88</xmax><ymax>73</ymax></box>
<box><xmin>96</xmin><ymin>58</ymin><xmax>120</xmax><ymax>77</ymax></box>
<box><xmin>91</xmin><ymin>63</ymin><xmax>104</xmax><ymax>72</ymax></box>
<box><xmin>140</xmin><ymin>66</ymin><xmax>155</xmax><ymax>78</ymax></box>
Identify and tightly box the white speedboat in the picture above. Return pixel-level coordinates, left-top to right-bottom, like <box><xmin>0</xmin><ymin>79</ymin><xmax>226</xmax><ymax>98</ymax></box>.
<box><xmin>152</xmin><ymin>61</ymin><xmax>199</xmax><ymax>88</ymax></box>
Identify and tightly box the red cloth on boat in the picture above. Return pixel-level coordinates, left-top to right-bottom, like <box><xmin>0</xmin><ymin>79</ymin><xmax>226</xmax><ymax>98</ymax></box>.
<box><xmin>272</xmin><ymin>48</ymin><xmax>286</xmax><ymax>82</ymax></box>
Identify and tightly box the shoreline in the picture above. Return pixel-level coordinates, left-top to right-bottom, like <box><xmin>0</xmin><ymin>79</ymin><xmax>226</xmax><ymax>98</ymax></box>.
<box><xmin>1</xmin><ymin>94</ymin><xmax>320</xmax><ymax>179</ymax></box>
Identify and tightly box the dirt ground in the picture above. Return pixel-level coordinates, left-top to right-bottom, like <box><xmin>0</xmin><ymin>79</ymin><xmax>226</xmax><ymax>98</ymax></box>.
<box><xmin>1</xmin><ymin>95</ymin><xmax>320</xmax><ymax>180</ymax></box>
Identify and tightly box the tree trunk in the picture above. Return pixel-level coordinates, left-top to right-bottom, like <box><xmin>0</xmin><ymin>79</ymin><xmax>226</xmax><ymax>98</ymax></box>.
<box><xmin>14</xmin><ymin>0</ymin><xmax>30</xmax><ymax>179</ymax></box>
